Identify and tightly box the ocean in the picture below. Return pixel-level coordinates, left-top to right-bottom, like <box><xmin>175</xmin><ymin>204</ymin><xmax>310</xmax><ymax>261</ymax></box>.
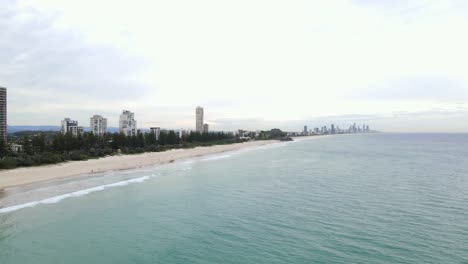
<box><xmin>0</xmin><ymin>133</ymin><xmax>467</xmax><ymax>263</ymax></box>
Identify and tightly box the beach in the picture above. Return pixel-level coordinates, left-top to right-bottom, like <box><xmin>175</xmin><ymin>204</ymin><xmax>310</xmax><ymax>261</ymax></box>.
<box><xmin>0</xmin><ymin>140</ymin><xmax>277</xmax><ymax>190</ymax></box>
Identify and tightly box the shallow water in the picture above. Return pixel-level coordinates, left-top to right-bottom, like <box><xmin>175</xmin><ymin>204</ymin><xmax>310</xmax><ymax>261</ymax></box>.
<box><xmin>0</xmin><ymin>134</ymin><xmax>467</xmax><ymax>263</ymax></box>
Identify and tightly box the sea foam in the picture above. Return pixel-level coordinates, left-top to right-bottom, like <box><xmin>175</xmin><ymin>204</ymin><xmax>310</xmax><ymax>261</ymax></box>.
<box><xmin>0</xmin><ymin>176</ymin><xmax>150</xmax><ymax>214</ymax></box>
<box><xmin>201</xmin><ymin>154</ymin><xmax>233</xmax><ymax>161</ymax></box>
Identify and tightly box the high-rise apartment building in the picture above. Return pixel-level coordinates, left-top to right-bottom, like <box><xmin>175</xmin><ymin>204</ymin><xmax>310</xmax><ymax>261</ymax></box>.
<box><xmin>196</xmin><ymin>106</ymin><xmax>204</xmax><ymax>133</ymax></box>
<box><xmin>119</xmin><ymin>110</ymin><xmax>137</xmax><ymax>136</ymax></box>
<box><xmin>0</xmin><ymin>87</ymin><xmax>6</xmax><ymax>143</ymax></box>
<box><xmin>90</xmin><ymin>115</ymin><xmax>108</xmax><ymax>136</ymax></box>
<box><xmin>61</xmin><ymin>118</ymin><xmax>83</xmax><ymax>137</ymax></box>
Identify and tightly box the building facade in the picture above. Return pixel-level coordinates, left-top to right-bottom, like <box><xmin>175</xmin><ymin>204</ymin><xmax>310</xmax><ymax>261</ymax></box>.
<box><xmin>203</xmin><ymin>124</ymin><xmax>209</xmax><ymax>133</ymax></box>
<box><xmin>119</xmin><ymin>110</ymin><xmax>137</xmax><ymax>137</ymax></box>
<box><xmin>0</xmin><ymin>87</ymin><xmax>6</xmax><ymax>143</ymax></box>
<box><xmin>196</xmin><ymin>106</ymin><xmax>204</xmax><ymax>133</ymax></box>
<box><xmin>10</xmin><ymin>144</ymin><xmax>23</xmax><ymax>153</ymax></box>
<box><xmin>150</xmin><ymin>127</ymin><xmax>161</xmax><ymax>141</ymax></box>
<box><xmin>61</xmin><ymin>118</ymin><xmax>83</xmax><ymax>137</ymax></box>
<box><xmin>90</xmin><ymin>115</ymin><xmax>108</xmax><ymax>136</ymax></box>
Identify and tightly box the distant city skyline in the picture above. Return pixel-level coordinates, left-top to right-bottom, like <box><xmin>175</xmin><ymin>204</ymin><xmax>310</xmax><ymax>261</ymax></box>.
<box><xmin>2</xmin><ymin>0</ymin><xmax>468</xmax><ymax>132</ymax></box>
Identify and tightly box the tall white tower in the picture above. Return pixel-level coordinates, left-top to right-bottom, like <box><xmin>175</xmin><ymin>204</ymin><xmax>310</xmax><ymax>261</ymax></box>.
<box><xmin>0</xmin><ymin>87</ymin><xmax>6</xmax><ymax>143</ymax></box>
<box><xmin>196</xmin><ymin>106</ymin><xmax>204</xmax><ymax>133</ymax></box>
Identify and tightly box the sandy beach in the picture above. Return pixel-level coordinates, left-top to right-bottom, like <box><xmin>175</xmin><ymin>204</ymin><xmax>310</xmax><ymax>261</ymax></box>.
<box><xmin>0</xmin><ymin>140</ymin><xmax>277</xmax><ymax>190</ymax></box>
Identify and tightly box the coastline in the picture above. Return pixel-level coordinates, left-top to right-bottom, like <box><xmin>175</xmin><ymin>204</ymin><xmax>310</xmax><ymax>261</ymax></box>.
<box><xmin>0</xmin><ymin>140</ymin><xmax>277</xmax><ymax>191</ymax></box>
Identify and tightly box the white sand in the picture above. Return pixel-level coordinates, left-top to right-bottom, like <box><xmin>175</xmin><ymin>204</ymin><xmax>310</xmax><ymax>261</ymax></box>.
<box><xmin>0</xmin><ymin>140</ymin><xmax>277</xmax><ymax>189</ymax></box>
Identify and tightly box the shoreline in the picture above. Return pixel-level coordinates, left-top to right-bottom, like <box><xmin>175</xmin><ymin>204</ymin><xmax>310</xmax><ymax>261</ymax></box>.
<box><xmin>0</xmin><ymin>135</ymin><xmax>331</xmax><ymax>212</ymax></box>
<box><xmin>0</xmin><ymin>140</ymin><xmax>278</xmax><ymax>191</ymax></box>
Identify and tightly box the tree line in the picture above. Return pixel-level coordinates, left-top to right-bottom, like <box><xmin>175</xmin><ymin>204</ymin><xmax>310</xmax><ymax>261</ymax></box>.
<box><xmin>0</xmin><ymin>130</ymin><xmax>238</xmax><ymax>169</ymax></box>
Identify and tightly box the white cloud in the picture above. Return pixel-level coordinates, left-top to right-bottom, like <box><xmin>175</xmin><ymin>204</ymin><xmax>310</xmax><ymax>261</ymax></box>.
<box><xmin>2</xmin><ymin>0</ymin><xmax>468</xmax><ymax>132</ymax></box>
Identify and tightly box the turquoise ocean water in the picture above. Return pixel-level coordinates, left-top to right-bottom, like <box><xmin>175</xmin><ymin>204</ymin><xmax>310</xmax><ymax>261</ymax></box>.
<box><xmin>0</xmin><ymin>133</ymin><xmax>467</xmax><ymax>263</ymax></box>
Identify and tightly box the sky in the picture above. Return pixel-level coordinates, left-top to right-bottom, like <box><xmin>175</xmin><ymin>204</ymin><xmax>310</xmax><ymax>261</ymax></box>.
<box><xmin>1</xmin><ymin>0</ymin><xmax>468</xmax><ymax>132</ymax></box>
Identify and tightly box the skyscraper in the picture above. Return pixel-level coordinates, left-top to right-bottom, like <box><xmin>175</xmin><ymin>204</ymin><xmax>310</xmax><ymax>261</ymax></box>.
<box><xmin>0</xmin><ymin>87</ymin><xmax>6</xmax><ymax>143</ymax></box>
<box><xmin>196</xmin><ymin>106</ymin><xmax>204</xmax><ymax>133</ymax></box>
<box><xmin>303</xmin><ymin>125</ymin><xmax>308</xmax><ymax>135</ymax></box>
<box><xmin>90</xmin><ymin>115</ymin><xmax>108</xmax><ymax>136</ymax></box>
<box><xmin>119</xmin><ymin>110</ymin><xmax>137</xmax><ymax>136</ymax></box>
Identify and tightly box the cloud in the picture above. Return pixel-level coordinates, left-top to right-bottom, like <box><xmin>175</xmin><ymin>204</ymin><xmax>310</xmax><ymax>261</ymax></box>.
<box><xmin>0</xmin><ymin>0</ymin><xmax>151</xmax><ymax>125</ymax></box>
<box><xmin>355</xmin><ymin>76</ymin><xmax>468</xmax><ymax>102</ymax></box>
<box><xmin>2</xmin><ymin>0</ymin><xmax>468</xmax><ymax>132</ymax></box>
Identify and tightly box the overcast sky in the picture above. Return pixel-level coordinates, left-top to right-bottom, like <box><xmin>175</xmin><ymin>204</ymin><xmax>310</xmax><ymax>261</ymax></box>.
<box><xmin>2</xmin><ymin>0</ymin><xmax>468</xmax><ymax>132</ymax></box>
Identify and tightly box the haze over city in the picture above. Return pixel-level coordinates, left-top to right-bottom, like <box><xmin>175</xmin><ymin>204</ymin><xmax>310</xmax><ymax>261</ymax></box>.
<box><xmin>2</xmin><ymin>0</ymin><xmax>468</xmax><ymax>132</ymax></box>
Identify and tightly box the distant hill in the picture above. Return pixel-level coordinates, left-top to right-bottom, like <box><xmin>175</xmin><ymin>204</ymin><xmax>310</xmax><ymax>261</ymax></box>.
<box><xmin>8</xmin><ymin>126</ymin><xmax>60</xmax><ymax>133</ymax></box>
<box><xmin>108</xmin><ymin>127</ymin><xmax>120</xmax><ymax>133</ymax></box>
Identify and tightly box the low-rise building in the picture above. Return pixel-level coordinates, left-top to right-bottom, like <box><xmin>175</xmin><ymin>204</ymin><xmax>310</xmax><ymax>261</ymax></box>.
<box><xmin>10</xmin><ymin>144</ymin><xmax>23</xmax><ymax>153</ymax></box>
<box><xmin>178</xmin><ymin>129</ymin><xmax>186</xmax><ymax>139</ymax></box>
<box><xmin>150</xmin><ymin>127</ymin><xmax>161</xmax><ymax>141</ymax></box>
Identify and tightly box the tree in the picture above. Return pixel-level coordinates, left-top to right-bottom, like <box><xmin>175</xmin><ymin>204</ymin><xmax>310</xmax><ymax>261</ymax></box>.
<box><xmin>0</xmin><ymin>139</ymin><xmax>8</xmax><ymax>158</ymax></box>
<box><xmin>23</xmin><ymin>135</ymin><xmax>34</xmax><ymax>154</ymax></box>
<box><xmin>137</xmin><ymin>132</ymin><xmax>145</xmax><ymax>148</ymax></box>
<box><xmin>146</xmin><ymin>131</ymin><xmax>157</xmax><ymax>146</ymax></box>
<box><xmin>32</xmin><ymin>133</ymin><xmax>46</xmax><ymax>153</ymax></box>
<box><xmin>167</xmin><ymin>131</ymin><xmax>179</xmax><ymax>145</ymax></box>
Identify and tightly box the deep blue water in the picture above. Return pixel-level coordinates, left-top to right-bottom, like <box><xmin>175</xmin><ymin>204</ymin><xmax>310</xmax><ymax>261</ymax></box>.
<box><xmin>0</xmin><ymin>133</ymin><xmax>467</xmax><ymax>263</ymax></box>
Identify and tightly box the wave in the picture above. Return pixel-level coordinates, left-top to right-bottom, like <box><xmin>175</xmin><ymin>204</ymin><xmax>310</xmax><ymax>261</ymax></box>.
<box><xmin>0</xmin><ymin>141</ymin><xmax>289</xmax><ymax>214</ymax></box>
<box><xmin>201</xmin><ymin>154</ymin><xmax>233</xmax><ymax>161</ymax></box>
<box><xmin>0</xmin><ymin>176</ymin><xmax>150</xmax><ymax>214</ymax></box>
<box><xmin>200</xmin><ymin>142</ymin><xmax>290</xmax><ymax>161</ymax></box>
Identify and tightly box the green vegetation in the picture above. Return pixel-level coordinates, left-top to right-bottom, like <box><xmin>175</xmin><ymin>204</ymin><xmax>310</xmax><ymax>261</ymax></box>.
<box><xmin>256</xmin><ymin>128</ymin><xmax>288</xmax><ymax>140</ymax></box>
<box><xmin>0</xmin><ymin>131</ymin><xmax>237</xmax><ymax>169</ymax></box>
<box><xmin>12</xmin><ymin>130</ymin><xmax>59</xmax><ymax>138</ymax></box>
<box><xmin>0</xmin><ymin>128</ymin><xmax>288</xmax><ymax>170</ymax></box>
